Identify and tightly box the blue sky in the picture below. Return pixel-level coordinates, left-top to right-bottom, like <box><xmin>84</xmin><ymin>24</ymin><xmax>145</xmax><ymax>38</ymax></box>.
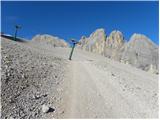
<box><xmin>1</xmin><ymin>1</ymin><xmax>159</xmax><ymax>44</ymax></box>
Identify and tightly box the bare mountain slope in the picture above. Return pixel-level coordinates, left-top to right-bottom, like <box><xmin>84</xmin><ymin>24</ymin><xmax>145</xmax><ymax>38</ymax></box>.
<box><xmin>120</xmin><ymin>34</ymin><xmax>159</xmax><ymax>74</ymax></box>
<box><xmin>1</xmin><ymin>37</ymin><xmax>68</xmax><ymax>119</ymax></box>
<box><xmin>1</xmin><ymin>36</ymin><xmax>158</xmax><ymax>119</ymax></box>
<box><xmin>32</xmin><ymin>34</ymin><xmax>68</xmax><ymax>47</ymax></box>
<box><xmin>78</xmin><ymin>28</ymin><xmax>159</xmax><ymax>74</ymax></box>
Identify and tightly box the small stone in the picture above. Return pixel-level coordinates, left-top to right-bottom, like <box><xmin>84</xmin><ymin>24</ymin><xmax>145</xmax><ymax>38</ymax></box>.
<box><xmin>54</xmin><ymin>97</ymin><xmax>57</xmax><ymax>100</ymax></box>
<box><xmin>35</xmin><ymin>95</ymin><xmax>41</xmax><ymax>99</ymax></box>
<box><xmin>9</xmin><ymin>117</ymin><xmax>14</xmax><ymax>119</ymax></box>
<box><xmin>42</xmin><ymin>104</ymin><xmax>55</xmax><ymax>113</ymax></box>
<box><xmin>111</xmin><ymin>73</ymin><xmax>115</xmax><ymax>76</ymax></box>
<box><xmin>42</xmin><ymin>104</ymin><xmax>50</xmax><ymax>113</ymax></box>
<box><xmin>22</xmin><ymin>74</ymin><xmax>24</xmax><ymax>78</ymax></box>
<box><xmin>42</xmin><ymin>94</ymin><xmax>47</xmax><ymax>97</ymax></box>
<box><xmin>56</xmin><ymin>82</ymin><xmax>60</xmax><ymax>85</ymax></box>
<box><xmin>9</xmin><ymin>98</ymin><xmax>15</xmax><ymax>103</ymax></box>
<box><xmin>61</xmin><ymin>110</ymin><xmax>65</xmax><ymax>114</ymax></box>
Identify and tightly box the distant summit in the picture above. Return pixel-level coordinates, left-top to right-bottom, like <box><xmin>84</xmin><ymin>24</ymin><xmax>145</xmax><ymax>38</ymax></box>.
<box><xmin>120</xmin><ymin>33</ymin><xmax>158</xmax><ymax>74</ymax></box>
<box><xmin>78</xmin><ymin>28</ymin><xmax>106</xmax><ymax>55</ymax></box>
<box><xmin>78</xmin><ymin>29</ymin><xmax>159</xmax><ymax>74</ymax></box>
<box><xmin>32</xmin><ymin>34</ymin><xmax>68</xmax><ymax>47</ymax></box>
<box><xmin>105</xmin><ymin>30</ymin><xmax>125</xmax><ymax>60</ymax></box>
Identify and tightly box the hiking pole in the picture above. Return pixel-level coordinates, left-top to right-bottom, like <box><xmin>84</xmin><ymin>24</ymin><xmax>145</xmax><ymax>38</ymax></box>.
<box><xmin>14</xmin><ymin>25</ymin><xmax>21</xmax><ymax>41</ymax></box>
<box><xmin>69</xmin><ymin>39</ymin><xmax>79</xmax><ymax>60</ymax></box>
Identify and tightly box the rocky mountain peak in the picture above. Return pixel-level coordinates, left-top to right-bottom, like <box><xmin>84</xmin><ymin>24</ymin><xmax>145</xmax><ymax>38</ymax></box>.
<box><xmin>89</xmin><ymin>28</ymin><xmax>106</xmax><ymax>38</ymax></box>
<box><xmin>81</xmin><ymin>35</ymin><xmax>87</xmax><ymax>40</ymax></box>
<box><xmin>106</xmin><ymin>30</ymin><xmax>125</xmax><ymax>48</ymax></box>
<box><xmin>121</xmin><ymin>33</ymin><xmax>158</xmax><ymax>73</ymax></box>
<box><xmin>79</xmin><ymin>28</ymin><xmax>106</xmax><ymax>55</ymax></box>
<box><xmin>104</xmin><ymin>30</ymin><xmax>125</xmax><ymax>60</ymax></box>
<box><xmin>129</xmin><ymin>33</ymin><xmax>157</xmax><ymax>48</ymax></box>
<box><xmin>32</xmin><ymin>34</ymin><xmax>68</xmax><ymax>47</ymax></box>
<box><xmin>78</xmin><ymin>28</ymin><xmax>158</xmax><ymax>74</ymax></box>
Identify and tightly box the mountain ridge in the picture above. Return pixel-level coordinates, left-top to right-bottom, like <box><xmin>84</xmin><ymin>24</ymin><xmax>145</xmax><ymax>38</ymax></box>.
<box><xmin>32</xmin><ymin>34</ymin><xmax>68</xmax><ymax>47</ymax></box>
<box><xmin>29</xmin><ymin>29</ymin><xmax>158</xmax><ymax>74</ymax></box>
<box><xmin>78</xmin><ymin>28</ymin><xmax>159</xmax><ymax>74</ymax></box>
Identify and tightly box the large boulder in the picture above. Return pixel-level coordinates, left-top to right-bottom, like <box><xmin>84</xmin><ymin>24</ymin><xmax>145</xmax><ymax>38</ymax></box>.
<box><xmin>32</xmin><ymin>34</ymin><xmax>68</xmax><ymax>47</ymax></box>
<box><xmin>120</xmin><ymin>33</ymin><xmax>159</xmax><ymax>73</ymax></box>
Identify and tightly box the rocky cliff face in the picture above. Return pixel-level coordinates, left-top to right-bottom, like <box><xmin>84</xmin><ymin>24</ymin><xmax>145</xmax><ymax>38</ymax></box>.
<box><xmin>32</xmin><ymin>34</ymin><xmax>68</xmax><ymax>47</ymax></box>
<box><xmin>79</xmin><ymin>28</ymin><xmax>106</xmax><ymax>55</ymax></box>
<box><xmin>78</xmin><ymin>29</ymin><xmax>158</xmax><ymax>74</ymax></box>
<box><xmin>104</xmin><ymin>30</ymin><xmax>125</xmax><ymax>60</ymax></box>
<box><xmin>120</xmin><ymin>34</ymin><xmax>159</xmax><ymax>74</ymax></box>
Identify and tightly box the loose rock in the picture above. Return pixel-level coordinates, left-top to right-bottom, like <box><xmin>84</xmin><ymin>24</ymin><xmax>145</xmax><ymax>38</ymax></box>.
<box><xmin>42</xmin><ymin>105</ymin><xmax>50</xmax><ymax>113</ymax></box>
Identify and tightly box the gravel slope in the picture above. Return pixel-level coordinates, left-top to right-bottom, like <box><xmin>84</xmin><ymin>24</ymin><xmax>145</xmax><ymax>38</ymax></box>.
<box><xmin>1</xmin><ymin>37</ymin><xmax>67</xmax><ymax>118</ymax></box>
<box><xmin>1</xmin><ymin>37</ymin><xmax>158</xmax><ymax>118</ymax></box>
<box><xmin>60</xmin><ymin>48</ymin><xmax>158</xmax><ymax>118</ymax></box>
<box><xmin>63</xmin><ymin>60</ymin><xmax>158</xmax><ymax>118</ymax></box>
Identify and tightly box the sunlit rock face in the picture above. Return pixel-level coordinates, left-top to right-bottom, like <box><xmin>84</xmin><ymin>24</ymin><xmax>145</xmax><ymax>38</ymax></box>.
<box><xmin>79</xmin><ymin>28</ymin><xmax>106</xmax><ymax>55</ymax></box>
<box><xmin>120</xmin><ymin>33</ymin><xmax>159</xmax><ymax>73</ymax></box>
<box><xmin>78</xmin><ymin>28</ymin><xmax>158</xmax><ymax>74</ymax></box>
<box><xmin>104</xmin><ymin>30</ymin><xmax>125</xmax><ymax>60</ymax></box>
<box><xmin>78</xmin><ymin>36</ymin><xmax>88</xmax><ymax>50</ymax></box>
<box><xmin>32</xmin><ymin>34</ymin><xmax>68</xmax><ymax>47</ymax></box>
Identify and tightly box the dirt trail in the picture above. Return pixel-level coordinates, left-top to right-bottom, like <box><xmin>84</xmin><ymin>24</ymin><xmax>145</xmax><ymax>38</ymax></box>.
<box><xmin>1</xmin><ymin>38</ymin><xmax>158</xmax><ymax>118</ymax></box>
<box><xmin>62</xmin><ymin>54</ymin><xmax>158</xmax><ymax>118</ymax></box>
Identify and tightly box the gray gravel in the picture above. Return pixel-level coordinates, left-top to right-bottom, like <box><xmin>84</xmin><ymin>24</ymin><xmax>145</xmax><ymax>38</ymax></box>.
<box><xmin>1</xmin><ymin>36</ymin><xmax>158</xmax><ymax>119</ymax></box>
<box><xmin>1</xmin><ymin>37</ymin><xmax>67</xmax><ymax>119</ymax></box>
